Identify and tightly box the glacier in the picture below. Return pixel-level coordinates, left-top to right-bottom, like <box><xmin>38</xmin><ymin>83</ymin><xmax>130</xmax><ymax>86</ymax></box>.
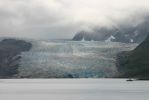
<box><xmin>17</xmin><ymin>40</ymin><xmax>137</xmax><ymax>78</ymax></box>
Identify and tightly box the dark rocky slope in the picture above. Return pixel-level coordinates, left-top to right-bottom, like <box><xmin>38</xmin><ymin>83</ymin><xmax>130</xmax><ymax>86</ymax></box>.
<box><xmin>116</xmin><ymin>35</ymin><xmax>149</xmax><ymax>79</ymax></box>
<box><xmin>0</xmin><ymin>39</ymin><xmax>32</xmax><ymax>78</ymax></box>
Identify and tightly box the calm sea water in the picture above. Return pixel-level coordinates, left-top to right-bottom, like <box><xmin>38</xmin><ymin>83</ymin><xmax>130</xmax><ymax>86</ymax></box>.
<box><xmin>0</xmin><ymin>79</ymin><xmax>149</xmax><ymax>100</ymax></box>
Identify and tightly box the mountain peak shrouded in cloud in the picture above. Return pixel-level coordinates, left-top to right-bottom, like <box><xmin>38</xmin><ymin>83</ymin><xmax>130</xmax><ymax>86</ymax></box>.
<box><xmin>73</xmin><ymin>14</ymin><xmax>149</xmax><ymax>43</ymax></box>
<box><xmin>0</xmin><ymin>0</ymin><xmax>149</xmax><ymax>39</ymax></box>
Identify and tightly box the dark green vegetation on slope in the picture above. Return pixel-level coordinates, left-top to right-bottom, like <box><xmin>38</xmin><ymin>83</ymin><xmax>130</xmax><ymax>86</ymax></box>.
<box><xmin>0</xmin><ymin>39</ymin><xmax>32</xmax><ymax>78</ymax></box>
<box><xmin>116</xmin><ymin>35</ymin><xmax>149</xmax><ymax>79</ymax></box>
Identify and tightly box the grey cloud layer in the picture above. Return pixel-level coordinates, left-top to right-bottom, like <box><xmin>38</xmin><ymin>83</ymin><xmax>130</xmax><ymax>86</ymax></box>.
<box><xmin>0</xmin><ymin>0</ymin><xmax>149</xmax><ymax>39</ymax></box>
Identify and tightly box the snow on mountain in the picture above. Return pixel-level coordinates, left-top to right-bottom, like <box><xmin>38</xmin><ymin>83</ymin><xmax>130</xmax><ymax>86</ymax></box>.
<box><xmin>105</xmin><ymin>35</ymin><xmax>116</xmax><ymax>42</ymax></box>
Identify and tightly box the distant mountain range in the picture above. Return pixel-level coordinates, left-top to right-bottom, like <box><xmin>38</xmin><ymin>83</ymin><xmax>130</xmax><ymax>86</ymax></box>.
<box><xmin>73</xmin><ymin>16</ymin><xmax>149</xmax><ymax>43</ymax></box>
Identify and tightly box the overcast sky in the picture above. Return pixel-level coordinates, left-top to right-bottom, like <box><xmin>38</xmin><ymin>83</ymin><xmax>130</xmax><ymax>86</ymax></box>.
<box><xmin>0</xmin><ymin>0</ymin><xmax>149</xmax><ymax>39</ymax></box>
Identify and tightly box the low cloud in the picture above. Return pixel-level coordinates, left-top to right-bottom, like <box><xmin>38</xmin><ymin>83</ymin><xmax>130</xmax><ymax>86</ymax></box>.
<box><xmin>0</xmin><ymin>0</ymin><xmax>149</xmax><ymax>39</ymax></box>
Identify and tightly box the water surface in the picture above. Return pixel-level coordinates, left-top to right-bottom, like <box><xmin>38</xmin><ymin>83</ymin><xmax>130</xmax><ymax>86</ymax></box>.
<box><xmin>0</xmin><ymin>79</ymin><xmax>148</xmax><ymax>100</ymax></box>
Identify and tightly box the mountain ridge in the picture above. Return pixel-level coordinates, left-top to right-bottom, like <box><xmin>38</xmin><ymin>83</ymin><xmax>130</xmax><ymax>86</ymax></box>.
<box><xmin>116</xmin><ymin>35</ymin><xmax>149</xmax><ymax>79</ymax></box>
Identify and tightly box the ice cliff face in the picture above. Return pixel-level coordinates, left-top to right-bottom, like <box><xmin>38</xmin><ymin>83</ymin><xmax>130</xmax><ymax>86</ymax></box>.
<box><xmin>18</xmin><ymin>40</ymin><xmax>137</xmax><ymax>78</ymax></box>
<box><xmin>0</xmin><ymin>38</ymin><xmax>138</xmax><ymax>78</ymax></box>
